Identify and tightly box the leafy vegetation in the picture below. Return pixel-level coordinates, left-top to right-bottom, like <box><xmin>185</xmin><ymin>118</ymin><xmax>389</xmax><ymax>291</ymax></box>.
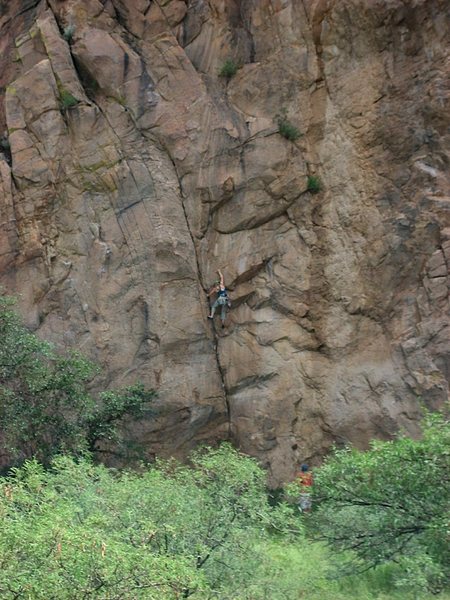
<box><xmin>63</xmin><ymin>24</ymin><xmax>75</xmax><ymax>43</ymax></box>
<box><xmin>59</xmin><ymin>88</ymin><xmax>78</xmax><ymax>109</ymax></box>
<box><xmin>307</xmin><ymin>174</ymin><xmax>321</xmax><ymax>193</ymax></box>
<box><xmin>0</xmin><ymin>297</ymin><xmax>449</xmax><ymax>599</ymax></box>
<box><xmin>0</xmin><ymin>446</ymin><xmax>300</xmax><ymax>599</ymax></box>
<box><xmin>0</xmin><ymin>295</ymin><xmax>155</xmax><ymax>469</ymax></box>
<box><xmin>310</xmin><ymin>412</ymin><xmax>450</xmax><ymax>593</ymax></box>
<box><xmin>276</xmin><ymin>110</ymin><xmax>301</xmax><ymax>141</ymax></box>
<box><xmin>0</xmin><ymin>447</ymin><xmax>447</xmax><ymax>600</ymax></box>
<box><xmin>219</xmin><ymin>59</ymin><xmax>239</xmax><ymax>79</ymax></box>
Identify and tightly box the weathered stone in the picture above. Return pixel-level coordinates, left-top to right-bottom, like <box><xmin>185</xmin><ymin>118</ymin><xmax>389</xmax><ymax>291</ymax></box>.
<box><xmin>441</xmin><ymin>240</ymin><xmax>450</xmax><ymax>266</ymax></box>
<box><xmin>0</xmin><ymin>0</ymin><xmax>448</xmax><ymax>485</ymax></box>
<box><xmin>424</xmin><ymin>276</ymin><xmax>448</xmax><ymax>303</ymax></box>
<box><xmin>147</xmin><ymin>0</ymin><xmax>187</xmax><ymax>34</ymax></box>
<box><xmin>71</xmin><ymin>28</ymin><xmax>141</xmax><ymax>101</ymax></box>
<box><xmin>37</xmin><ymin>12</ymin><xmax>87</xmax><ymax>103</ymax></box>
<box><xmin>427</xmin><ymin>249</ymin><xmax>447</xmax><ymax>278</ymax></box>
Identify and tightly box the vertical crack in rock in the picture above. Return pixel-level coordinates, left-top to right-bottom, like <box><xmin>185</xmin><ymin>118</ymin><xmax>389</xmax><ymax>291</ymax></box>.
<box><xmin>212</xmin><ymin>336</ymin><xmax>231</xmax><ymax>436</ymax></box>
<box><xmin>163</xmin><ymin>146</ymin><xmax>231</xmax><ymax>437</ymax></box>
<box><xmin>0</xmin><ymin>0</ymin><xmax>448</xmax><ymax>484</ymax></box>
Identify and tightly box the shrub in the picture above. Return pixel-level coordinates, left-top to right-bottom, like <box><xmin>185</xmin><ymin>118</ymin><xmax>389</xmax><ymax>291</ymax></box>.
<box><xmin>0</xmin><ymin>446</ymin><xmax>301</xmax><ymax>599</ymax></box>
<box><xmin>0</xmin><ymin>294</ymin><xmax>155</xmax><ymax>469</ymax></box>
<box><xmin>277</xmin><ymin>112</ymin><xmax>301</xmax><ymax>141</ymax></box>
<box><xmin>310</xmin><ymin>412</ymin><xmax>450</xmax><ymax>593</ymax></box>
<box><xmin>1</xmin><ymin>449</ymin><xmax>443</xmax><ymax>600</ymax></box>
<box><xmin>59</xmin><ymin>88</ymin><xmax>78</xmax><ymax>109</ymax></box>
<box><xmin>307</xmin><ymin>175</ymin><xmax>321</xmax><ymax>193</ymax></box>
<box><xmin>63</xmin><ymin>24</ymin><xmax>75</xmax><ymax>43</ymax></box>
<box><xmin>219</xmin><ymin>58</ymin><xmax>239</xmax><ymax>79</ymax></box>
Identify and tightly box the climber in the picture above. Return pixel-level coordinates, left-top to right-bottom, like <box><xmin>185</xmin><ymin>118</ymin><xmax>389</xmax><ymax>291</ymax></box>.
<box><xmin>207</xmin><ymin>269</ymin><xmax>231</xmax><ymax>328</ymax></box>
<box><xmin>297</xmin><ymin>463</ymin><xmax>313</xmax><ymax>513</ymax></box>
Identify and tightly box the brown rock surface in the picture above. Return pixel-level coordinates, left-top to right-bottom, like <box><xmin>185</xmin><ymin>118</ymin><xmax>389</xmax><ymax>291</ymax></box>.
<box><xmin>0</xmin><ymin>0</ymin><xmax>448</xmax><ymax>484</ymax></box>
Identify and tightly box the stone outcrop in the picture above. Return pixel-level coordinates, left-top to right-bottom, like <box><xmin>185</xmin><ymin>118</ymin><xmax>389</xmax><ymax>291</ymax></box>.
<box><xmin>0</xmin><ymin>0</ymin><xmax>448</xmax><ymax>484</ymax></box>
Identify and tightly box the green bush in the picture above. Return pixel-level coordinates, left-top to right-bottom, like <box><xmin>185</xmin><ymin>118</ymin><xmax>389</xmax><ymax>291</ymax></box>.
<box><xmin>59</xmin><ymin>88</ymin><xmax>78</xmax><ymax>109</ymax></box>
<box><xmin>0</xmin><ymin>295</ymin><xmax>155</xmax><ymax>469</ymax></box>
<box><xmin>277</xmin><ymin>112</ymin><xmax>301</xmax><ymax>141</ymax></box>
<box><xmin>1</xmin><ymin>305</ymin><xmax>449</xmax><ymax>600</ymax></box>
<box><xmin>310</xmin><ymin>412</ymin><xmax>450</xmax><ymax>594</ymax></box>
<box><xmin>307</xmin><ymin>175</ymin><xmax>321</xmax><ymax>193</ymax></box>
<box><xmin>0</xmin><ymin>448</ymin><xmax>445</xmax><ymax>600</ymax></box>
<box><xmin>252</xmin><ymin>540</ymin><xmax>438</xmax><ymax>600</ymax></box>
<box><xmin>0</xmin><ymin>446</ymin><xmax>301</xmax><ymax>599</ymax></box>
<box><xmin>63</xmin><ymin>24</ymin><xmax>75</xmax><ymax>43</ymax></box>
<box><xmin>219</xmin><ymin>58</ymin><xmax>239</xmax><ymax>79</ymax></box>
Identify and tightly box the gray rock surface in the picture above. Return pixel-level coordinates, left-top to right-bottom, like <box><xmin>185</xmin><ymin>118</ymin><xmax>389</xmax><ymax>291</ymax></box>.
<box><xmin>0</xmin><ymin>0</ymin><xmax>448</xmax><ymax>483</ymax></box>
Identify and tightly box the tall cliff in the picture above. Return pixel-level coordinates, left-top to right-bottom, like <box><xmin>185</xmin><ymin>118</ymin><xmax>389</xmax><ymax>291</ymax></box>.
<box><xmin>0</xmin><ymin>0</ymin><xmax>448</xmax><ymax>483</ymax></box>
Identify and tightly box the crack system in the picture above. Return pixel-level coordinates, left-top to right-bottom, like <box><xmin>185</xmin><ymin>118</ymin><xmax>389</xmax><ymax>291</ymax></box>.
<box><xmin>3</xmin><ymin>0</ymin><xmax>444</xmax><ymax>478</ymax></box>
<box><xmin>163</xmin><ymin>146</ymin><xmax>232</xmax><ymax>437</ymax></box>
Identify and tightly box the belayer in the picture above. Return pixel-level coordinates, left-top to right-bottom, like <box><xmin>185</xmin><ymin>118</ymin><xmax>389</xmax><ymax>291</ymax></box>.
<box><xmin>297</xmin><ymin>463</ymin><xmax>313</xmax><ymax>513</ymax></box>
<box><xmin>207</xmin><ymin>269</ymin><xmax>231</xmax><ymax>328</ymax></box>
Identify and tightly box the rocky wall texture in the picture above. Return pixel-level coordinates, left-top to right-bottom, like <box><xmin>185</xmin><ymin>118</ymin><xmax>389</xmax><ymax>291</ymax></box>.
<box><xmin>0</xmin><ymin>0</ymin><xmax>448</xmax><ymax>483</ymax></box>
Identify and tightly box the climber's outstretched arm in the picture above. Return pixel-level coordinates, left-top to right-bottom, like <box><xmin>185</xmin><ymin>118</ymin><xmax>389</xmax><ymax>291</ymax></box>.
<box><xmin>217</xmin><ymin>269</ymin><xmax>224</xmax><ymax>287</ymax></box>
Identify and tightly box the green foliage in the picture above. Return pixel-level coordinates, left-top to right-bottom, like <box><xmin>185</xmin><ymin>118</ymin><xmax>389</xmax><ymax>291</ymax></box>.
<box><xmin>0</xmin><ymin>440</ymin><xmax>447</xmax><ymax>599</ymax></box>
<box><xmin>248</xmin><ymin>540</ymin><xmax>439</xmax><ymax>600</ymax></box>
<box><xmin>59</xmin><ymin>88</ymin><xmax>78</xmax><ymax>109</ymax></box>
<box><xmin>0</xmin><ymin>295</ymin><xmax>155</xmax><ymax>469</ymax></box>
<box><xmin>276</xmin><ymin>110</ymin><xmax>301</xmax><ymax>141</ymax></box>
<box><xmin>311</xmin><ymin>412</ymin><xmax>450</xmax><ymax>593</ymax></box>
<box><xmin>62</xmin><ymin>24</ymin><xmax>75</xmax><ymax>43</ymax></box>
<box><xmin>0</xmin><ymin>446</ymin><xmax>301</xmax><ymax>599</ymax></box>
<box><xmin>219</xmin><ymin>58</ymin><xmax>239</xmax><ymax>79</ymax></box>
<box><xmin>85</xmin><ymin>384</ymin><xmax>155</xmax><ymax>453</ymax></box>
<box><xmin>307</xmin><ymin>174</ymin><xmax>321</xmax><ymax>193</ymax></box>
<box><xmin>1</xmin><ymin>296</ymin><xmax>449</xmax><ymax>598</ymax></box>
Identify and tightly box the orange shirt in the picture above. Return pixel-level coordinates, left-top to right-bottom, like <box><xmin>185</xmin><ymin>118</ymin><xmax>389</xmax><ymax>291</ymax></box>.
<box><xmin>298</xmin><ymin>471</ymin><xmax>313</xmax><ymax>488</ymax></box>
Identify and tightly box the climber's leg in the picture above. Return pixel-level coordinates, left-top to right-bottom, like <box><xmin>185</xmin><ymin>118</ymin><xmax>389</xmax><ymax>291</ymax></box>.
<box><xmin>220</xmin><ymin>301</ymin><xmax>227</xmax><ymax>326</ymax></box>
<box><xmin>208</xmin><ymin>298</ymin><xmax>219</xmax><ymax>319</ymax></box>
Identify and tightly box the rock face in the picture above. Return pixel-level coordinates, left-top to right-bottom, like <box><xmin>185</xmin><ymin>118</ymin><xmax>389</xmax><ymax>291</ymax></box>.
<box><xmin>0</xmin><ymin>0</ymin><xmax>448</xmax><ymax>483</ymax></box>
